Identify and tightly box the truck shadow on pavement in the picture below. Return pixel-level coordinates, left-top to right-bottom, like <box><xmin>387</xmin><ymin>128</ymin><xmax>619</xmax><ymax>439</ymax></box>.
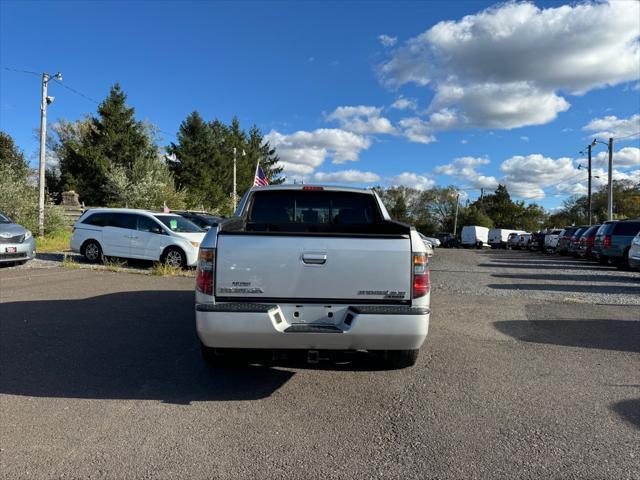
<box><xmin>491</xmin><ymin>273</ymin><xmax>639</xmax><ymax>284</ymax></box>
<box><xmin>0</xmin><ymin>290</ymin><xmax>389</xmax><ymax>404</ymax></box>
<box><xmin>493</xmin><ymin>319</ymin><xmax>640</xmax><ymax>353</ymax></box>
<box><xmin>610</xmin><ymin>398</ymin><xmax>640</xmax><ymax>429</ymax></box>
<box><xmin>0</xmin><ymin>291</ymin><xmax>295</xmax><ymax>404</ymax></box>
<box><xmin>488</xmin><ymin>283</ymin><xmax>640</xmax><ymax>294</ymax></box>
<box><xmin>478</xmin><ymin>262</ymin><xmax>616</xmax><ymax>271</ymax></box>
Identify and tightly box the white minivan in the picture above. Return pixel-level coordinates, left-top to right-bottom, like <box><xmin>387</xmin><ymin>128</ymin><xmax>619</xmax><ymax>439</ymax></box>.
<box><xmin>71</xmin><ymin>208</ymin><xmax>205</xmax><ymax>268</ymax></box>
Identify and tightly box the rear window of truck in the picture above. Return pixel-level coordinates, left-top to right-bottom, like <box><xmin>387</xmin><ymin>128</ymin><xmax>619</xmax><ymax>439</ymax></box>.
<box><xmin>246</xmin><ymin>190</ymin><xmax>385</xmax><ymax>233</ymax></box>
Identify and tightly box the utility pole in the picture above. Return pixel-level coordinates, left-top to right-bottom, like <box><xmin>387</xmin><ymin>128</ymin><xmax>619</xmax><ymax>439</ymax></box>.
<box><xmin>232</xmin><ymin>147</ymin><xmax>237</xmax><ymax>212</ymax></box>
<box><xmin>37</xmin><ymin>71</ymin><xmax>62</xmax><ymax>237</ymax></box>
<box><xmin>37</xmin><ymin>73</ymin><xmax>49</xmax><ymax>237</ymax></box>
<box><xmin>453</xmin><ymin>192</ymin><xmax>460</xmax><ymax>236</ymax></box>
<box><xmin>587</xmin><ymin>143</ymin><xmax>592</xmax><ymax>225</ymax></box>
<box><xmin>607</xmin><ymin>137</ymin><xmax>613</xmax><ymax>221</ymax></box>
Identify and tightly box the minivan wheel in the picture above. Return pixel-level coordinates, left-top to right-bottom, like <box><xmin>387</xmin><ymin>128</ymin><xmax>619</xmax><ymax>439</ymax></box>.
<box><xmin>82</xmin><ymin>240</ymin><xmax>102</xmax><ymax>263</ymax></box>
<box><xmin>618</xmin><ymin>249</ymin><xmax>631</xmax><ymax>270</ymax></box>
<box><xmin>387</xmin><ymin>349</ymin><xmax>419</xmax><ymax>369</ymax></box>
<box><xmin>162</xmin><ymin>247</ymin><xmax>186</xmax><ymax>268</ymax></box>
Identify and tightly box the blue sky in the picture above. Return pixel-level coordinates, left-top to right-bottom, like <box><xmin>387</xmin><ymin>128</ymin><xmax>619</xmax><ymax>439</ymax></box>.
<box><xmin>1</xmin><ymin>0</ymin><xmax>639</xmax><ymax>209</ymax></box>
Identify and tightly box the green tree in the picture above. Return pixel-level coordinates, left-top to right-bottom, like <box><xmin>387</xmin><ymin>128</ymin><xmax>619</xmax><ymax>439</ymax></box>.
<box><xmin>168</xmin><ymin>114</ymin><xmax>283</xmax><ymax>214</ymax></box>
<box><xmin>459</xmin><ymin>204</ymin><xmax>494</xmax><ymax>229</ymax></box>
<box><xmin>104</xmin><ymin>154</ymin><xmax>186</xmax><ymax>210</ymax></box>
<box><xmin>0</xmin><ymin>132</ymin><xmax>65</xmax><ymax>234</ymax></box>
<box><xmin>167</xmin><ymin>111</ymin><xmax>227</xmax><ymax>209</ymax></box>
<box><xmin>0</xmin><ymin>131</ymin><xmax>30</xmax><ymax>180</ymax></box>
<box><xmin>56</xmin><ymin>84</ymin><xmax>158</xmax><ymax>205</ymax></box>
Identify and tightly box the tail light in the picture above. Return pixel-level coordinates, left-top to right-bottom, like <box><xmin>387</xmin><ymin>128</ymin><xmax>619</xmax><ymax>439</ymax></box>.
<box><xmin>196</xmin><ymin>248</ymin><xmax>215</xmax><ymax>295</ymax></box>
<box><xmin>603</xmin><ymin>235</ymin><xmax>612</xmax><ymax>248</ymax></box>
<box><xmin>412</xmin><ymin>253</ymin><xmax>430</xmax><ymax>299</ymax></box>
<box><xmin>586</xmin><ymin>236</ymin><xmax>595</xmax><ymax>246</ymax></box>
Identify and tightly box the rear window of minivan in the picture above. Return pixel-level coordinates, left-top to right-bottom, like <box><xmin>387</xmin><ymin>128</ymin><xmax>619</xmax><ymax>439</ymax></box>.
<box><xmin>613</xmin><ymin>221</ymin><xmax>640</xmax><ymax>236</ymax></box>
<box><xmin>595</xmin><ymin>223</ymin><xmax>614</xmax><ymax>236</ymax></box>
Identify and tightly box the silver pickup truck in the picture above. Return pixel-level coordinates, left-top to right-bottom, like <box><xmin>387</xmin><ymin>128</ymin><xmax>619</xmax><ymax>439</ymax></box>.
<box><xmin>194</xmin><ymin>185</ymin><xmax>431</xmax><ymax>368</ymax></box>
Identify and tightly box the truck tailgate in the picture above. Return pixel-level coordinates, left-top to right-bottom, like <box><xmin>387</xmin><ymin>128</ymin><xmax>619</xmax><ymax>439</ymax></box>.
<box><xmin>215</xmin><ymin>234</ymin><xmax>411</xmax><ymax>302</ymax></box>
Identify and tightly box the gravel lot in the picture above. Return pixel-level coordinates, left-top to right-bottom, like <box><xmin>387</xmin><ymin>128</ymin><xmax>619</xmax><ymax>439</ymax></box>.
<box><xmin>433</xmin><ymin>248</ymin><xmax>640</xmax><ymax>306</ymax></box>
<box><xmin>1</xmin><ymin>249</ymin><xmax>638</xmax><ymax>479</ymax></box>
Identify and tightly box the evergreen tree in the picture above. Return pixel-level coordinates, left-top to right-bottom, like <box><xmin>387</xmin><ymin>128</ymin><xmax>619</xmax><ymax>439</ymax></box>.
<box><xmin>167</xmin><ymin>111</ymin><xmax>227</xmax><ymax>209</ymax></box>
<box><xmin>168</xmin><ymin>113</ymin><xmax>283</xmax><ymax>214</ymax></box>
<box><xmin>57</xmin><ymin>84</ymin><xmax>157</xmax><ymax>205</ymax></box>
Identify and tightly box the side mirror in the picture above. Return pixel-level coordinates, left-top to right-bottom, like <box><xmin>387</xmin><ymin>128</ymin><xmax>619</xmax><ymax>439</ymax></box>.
<box><xmin>204</xmin><ymin>225</ymin><xmax>211</xmax><ymax>230</ymax></box>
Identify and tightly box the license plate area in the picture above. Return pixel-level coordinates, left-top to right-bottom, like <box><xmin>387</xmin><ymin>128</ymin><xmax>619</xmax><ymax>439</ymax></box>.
<box><xmin>5</xmin><ymin>247</ymin><xmax>17</xmax><ymax>253</ymax></box>
<box><xmin>283</xmin><ymin>305</ymin><xmax>343</xmax><ymax>325</ymax></box>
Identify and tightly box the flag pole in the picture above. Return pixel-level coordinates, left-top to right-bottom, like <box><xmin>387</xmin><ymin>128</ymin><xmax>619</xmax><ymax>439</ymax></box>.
<box><xmin>232</xmin><ymin>147</ymin><xmax>237</xmax><ymax>211</ymax></box>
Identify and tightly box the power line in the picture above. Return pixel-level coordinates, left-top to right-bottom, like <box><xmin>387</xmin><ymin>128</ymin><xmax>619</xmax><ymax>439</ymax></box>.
<box><xmin>52</xmin><ymin>78</ymin><xmax>99</xmax><ymax>104</ymax></box>
<box><xmin>613</xmin><ymin>131</ymin><xmax>640</xmax><ymax>140</ymax></box>
<box><xmin>2</xmin><ymin>67</ymin><xmax>40</xmax><ymax>77</ymax></box>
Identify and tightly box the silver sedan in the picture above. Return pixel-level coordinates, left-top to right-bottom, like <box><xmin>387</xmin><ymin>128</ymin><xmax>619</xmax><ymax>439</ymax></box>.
<box><xmin>0</xmin><ymin>212</ymin><xmax>36</xmax><ymax>265</ymax></box>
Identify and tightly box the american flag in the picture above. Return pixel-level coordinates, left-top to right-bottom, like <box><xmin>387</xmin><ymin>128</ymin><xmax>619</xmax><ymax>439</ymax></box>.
<box><xmin>254</xmin><ymin>164</ymin><xmax>269</xmax><ymax>187</ymax></box>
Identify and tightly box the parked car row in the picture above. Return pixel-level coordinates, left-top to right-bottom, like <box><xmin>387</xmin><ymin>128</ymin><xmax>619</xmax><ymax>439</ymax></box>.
<box><xmin>508</xmin><ymin>219</ymin><xmax>640</xmax><ymax>271</ymax></box>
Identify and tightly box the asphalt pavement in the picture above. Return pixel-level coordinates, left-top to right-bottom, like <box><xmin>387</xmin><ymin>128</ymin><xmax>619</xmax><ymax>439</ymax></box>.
<box><xmin>1</xmin><ymin>249</ymin><xmax>638</xmax><ymax>479</ymax></box>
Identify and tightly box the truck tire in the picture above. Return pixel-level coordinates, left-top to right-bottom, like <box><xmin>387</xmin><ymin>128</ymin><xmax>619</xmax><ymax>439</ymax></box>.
<box><xmin>387</xmin><ymin>349</ymin><xmax>419</xmax><ymax>368</ymax></box>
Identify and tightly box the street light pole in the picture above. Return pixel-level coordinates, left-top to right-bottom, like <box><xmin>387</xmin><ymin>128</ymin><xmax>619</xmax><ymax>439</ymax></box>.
<box><xmin>607</xmin><ymin>137</ymin><xmax>613</xmax><ymax>221</ymax></box>
<box><xmin>453</xmin><ymin>192</ymin><xmax>460</xmax><ymax>236</ymax></box>
<box><xmin>37</xmin><ymin>73</ymin><xmax>50</xmax><ymax>237</ymax></box>
<box><xmin>587</xmin><ymin>144</ymin><xmax>592</xmax><ymax>225</ymax></box>
<box><xmin>37</xmin><ymin>71</ymin><xmax>62</xmax><ymax>237</ymax></box>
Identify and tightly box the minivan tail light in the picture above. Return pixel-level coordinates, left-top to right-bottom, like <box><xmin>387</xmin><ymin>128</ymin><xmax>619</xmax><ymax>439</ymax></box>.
<box><xmin>603</xmin><ymin>235</ymin><xmax>612</xmax><ymax>248</ymax></box>
<box><xmin>196</xmin><ymin>248</ymin><xmax>215</xmax><ymax>295</ymax></box>
<box><xmin>412</xmin><ymin>253</ymin><xmax>430</xmax><ymax>298</ymax></box>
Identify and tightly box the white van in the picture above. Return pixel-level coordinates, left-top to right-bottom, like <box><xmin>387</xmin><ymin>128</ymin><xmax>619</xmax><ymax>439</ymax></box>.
<box><xmin>461</xmin><ymin>226</ymin><xmax>489</xmax><ymax>248</ymax></box>
<box><xmin>488</xmin><ymin>228</ymin><xmax>525</xmax><ymax>249</ymax></box>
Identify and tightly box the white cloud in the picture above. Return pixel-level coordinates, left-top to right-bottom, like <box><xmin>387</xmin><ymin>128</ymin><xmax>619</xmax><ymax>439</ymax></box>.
<box><xmin>390</xmin><ymin>96</ymin><xmax>417</xmax><ymax>110</ymax></box>
<box><xmin>435</xmin><ymin>156</ymin><xmax>497</xmax><ymax>190</ymax></box>
<box><xmin>555</xmin><ymin>182</ymin><xmax>587</xmax><ymax>196</ymax></box>
<box><xmin>429</xmin><ymin>81</ymin><xmax>570</xmax><ymax>129</ymax></box>
<box><xmin>397</xmin><ymin>117</ymin><xmax>436</xmax><ymax>144</ymax></box>
<box><xmin>265</xmin><ymin>128</ymin><xmax>372</xmax><ymax>176</ymax></box>
<box><xmin>520</xmin><ymin>136</ymin><xmax>529</xmax><ymax>142</ymax></box>
<box><xmin>592</xmin><ymin>167</ymin><xmax>640</xmax><ymax>187</ymax></box>
<box><xmin>593</xmin><ymin>147</ymin><xmax>640</xmax><ymax>168</ymax></box>
<box><xmin>386</xmin><ymin>172</ymin><xmax>435</xmax><ymax>190</ymax></box>
<box><xmin>378</xmin><ymin>1</ymin><xmax>640</xmax><ymax>131</ymax></box>
<box><xmin>378</xmin><ymin>34</ymin><xmax>398</xmax><ymax>47</ymax></box>
<box><xmin>582</xmin><ymin>114</ymin><xmax>640</xmax><ymax>140</ymax></box>
<box><xmin>312</xmin><ymin>169</ymin><xmax>380</xmax><ymax>184</ymax></box>
<box><xmin>326</xmin><ymin>105</ymin><xmax>396</xmax><ymax>135</ymax></box>
<box><xmin>500</xmin><ymin>154</ymin><xmax>581</xmax><ymax>199</ymax></box>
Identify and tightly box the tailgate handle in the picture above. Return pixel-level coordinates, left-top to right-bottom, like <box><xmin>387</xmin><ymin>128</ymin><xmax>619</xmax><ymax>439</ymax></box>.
<box><xmin>302</xmin><ymin>253</ymin><xmax>327</xmax><ymax>265</ymax></box>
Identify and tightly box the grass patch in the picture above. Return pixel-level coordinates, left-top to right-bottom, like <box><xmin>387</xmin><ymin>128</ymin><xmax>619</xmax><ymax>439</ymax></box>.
<box><xmin>102</xmin><ymin>257</ymin><xmax>127</xmax><ymax>272</ymax></box>
<box><xmin>150</xmin><ymin>262</ymin><xmax>193</xmax><ymax>277</ymax></box>
<box><xmin>61</xmin><ymin>253</ymin><xmax>82</xmax><ymax>269</ymax></box>
<box><xmin>36</xmin><ymin>229</ymin><xmax>72</xmax><ymax>253</ymax></box>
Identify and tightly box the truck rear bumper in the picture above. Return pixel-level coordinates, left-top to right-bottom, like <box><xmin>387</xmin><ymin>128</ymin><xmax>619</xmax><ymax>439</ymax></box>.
<box><xmin>196</xmin><ymin>303</ymin><xmax>429</xmax><ymax>350</ymax></box>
